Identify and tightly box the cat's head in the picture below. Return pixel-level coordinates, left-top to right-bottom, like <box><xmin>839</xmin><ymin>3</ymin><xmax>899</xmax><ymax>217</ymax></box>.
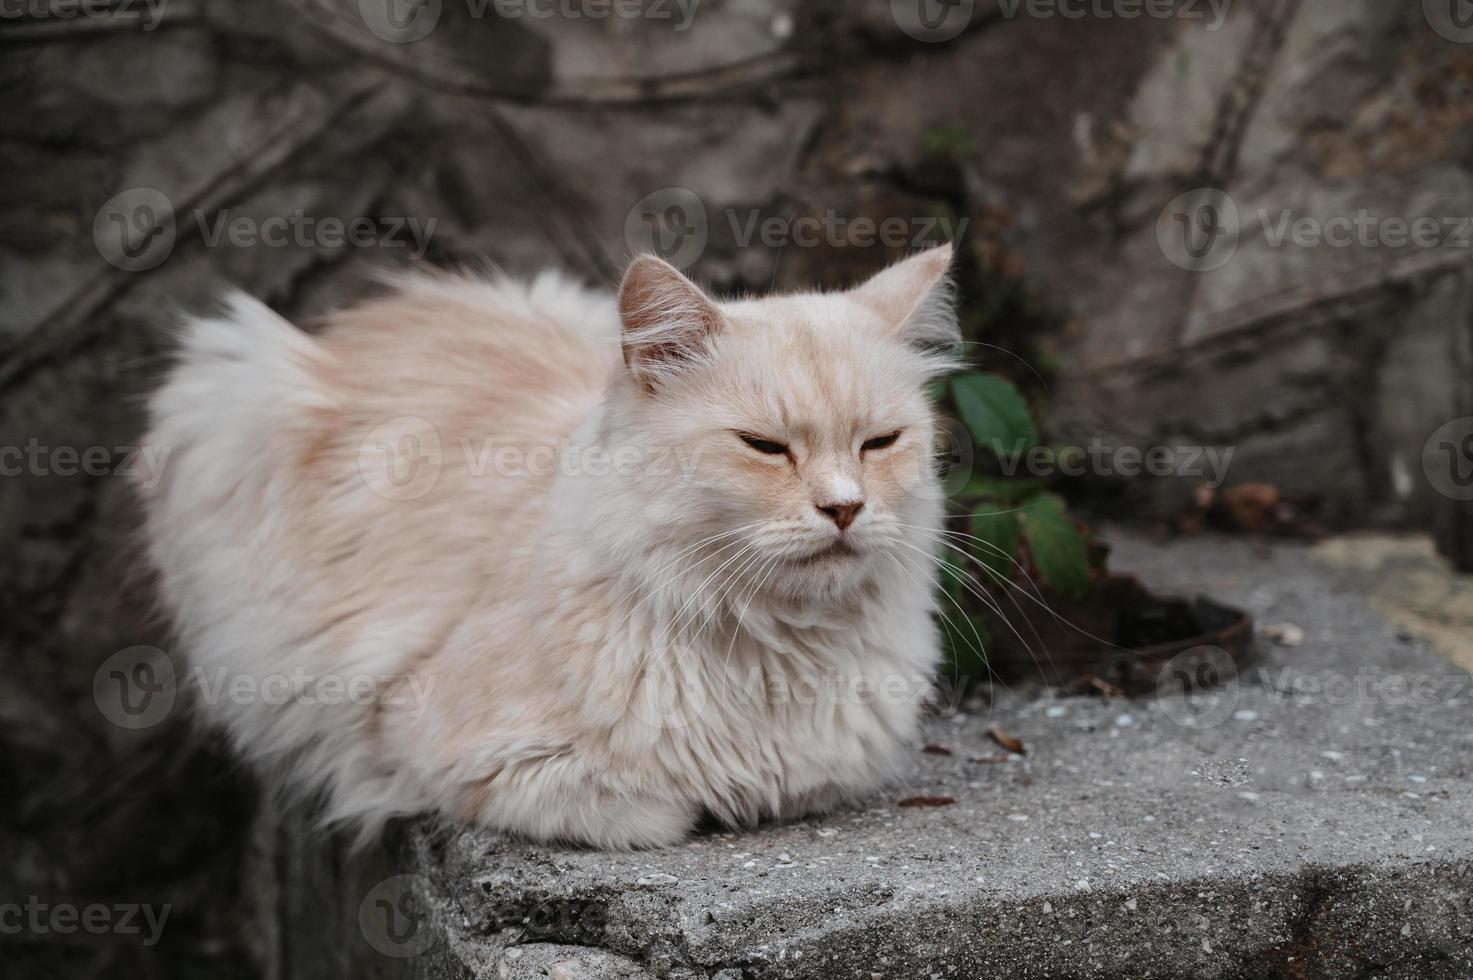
<box><xmin>602</xmin><ymin>245</ymin><xmax>959</xmax><ymax>602</ymax></box>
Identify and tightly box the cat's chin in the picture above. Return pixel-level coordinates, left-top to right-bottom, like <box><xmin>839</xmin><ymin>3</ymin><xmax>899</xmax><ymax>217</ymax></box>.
<box><xmin>766</xmin><ymin>545</ymin><xmax>876</xmax><ymax>601</ymax></box>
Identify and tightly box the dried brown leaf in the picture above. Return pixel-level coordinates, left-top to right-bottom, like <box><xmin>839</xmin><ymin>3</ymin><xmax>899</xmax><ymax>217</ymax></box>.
<box><xmin>986</xmin><ymin>723</ymin><xmax>1026</xmax><ymax>756</ymax></box>
<box><xmin>897</xmin><ymin>795</ymin><xmax>956</xmax><ymax>809</ymax></box>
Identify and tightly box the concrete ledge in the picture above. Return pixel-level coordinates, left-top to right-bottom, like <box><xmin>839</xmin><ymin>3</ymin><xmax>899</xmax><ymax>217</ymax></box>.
<box><xmin>282</xmin><ymin>533</ymin><xmax>1473</xmax><ymax>979</ymax></box>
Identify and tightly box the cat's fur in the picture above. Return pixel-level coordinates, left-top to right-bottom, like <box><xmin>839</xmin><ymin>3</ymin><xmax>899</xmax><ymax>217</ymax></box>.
<box><xmin>138</xmin><ymin>247</ymin><xmax>959</xmax><ymax>849</ymax></box>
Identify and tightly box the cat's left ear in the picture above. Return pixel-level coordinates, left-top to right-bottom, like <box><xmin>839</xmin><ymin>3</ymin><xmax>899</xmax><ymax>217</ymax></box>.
<box><xmin>851</xmin><ymin>243</ymin><xmax>959</xmax><ymax>348</ymax></box>
<box><xmin>619</xmin><ymin>255</ymin><xmax>725</xmax><ymax>391</ymax></box>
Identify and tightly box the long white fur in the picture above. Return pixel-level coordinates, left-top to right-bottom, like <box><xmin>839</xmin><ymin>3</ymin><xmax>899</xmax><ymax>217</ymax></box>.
<box><xmin>138</xmin><ymin>246</ymin><xmax>961</xmax><ymax>849</ymax></box>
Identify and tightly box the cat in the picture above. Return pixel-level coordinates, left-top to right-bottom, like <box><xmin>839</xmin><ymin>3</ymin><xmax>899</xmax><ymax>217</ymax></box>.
<box><xmin>137</xmin><ymin>245</ymin><xmax>960</xmax><ymax>849</ymax></box>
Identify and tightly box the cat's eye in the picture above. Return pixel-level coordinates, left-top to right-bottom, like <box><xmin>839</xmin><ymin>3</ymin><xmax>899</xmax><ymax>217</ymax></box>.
<box><xmin>862</xmin><ymin>431</ymin><xmax>902</xmax><ymax>453</ymax></box>
<box><xmin>739</xmin><ymin>434</ymin><xmax>789</xmax><ymax>456</ymax></box>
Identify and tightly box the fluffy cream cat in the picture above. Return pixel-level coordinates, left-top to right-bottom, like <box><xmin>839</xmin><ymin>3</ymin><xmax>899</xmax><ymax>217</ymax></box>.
<box><xmin>138</xmin><ymin>246</ymin><xmax>960</xmax><ymax>848</ymax></box>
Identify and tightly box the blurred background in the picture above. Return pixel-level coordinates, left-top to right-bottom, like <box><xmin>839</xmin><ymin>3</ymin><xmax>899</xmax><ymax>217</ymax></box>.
<box><xmin>3</xmin><ymin>0</ymin><xmax>1473</xmax><ymax>975</ymax></box>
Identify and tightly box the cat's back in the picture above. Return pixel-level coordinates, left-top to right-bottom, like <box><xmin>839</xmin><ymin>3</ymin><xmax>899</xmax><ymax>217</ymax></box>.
<box><xmin>138</xmin><ymin>270</ymin><xmax>621</xmax><ymax>730</ymax></box>
<box><xmin>319</xmin><ymin>270</ymin><xmax>620</xmax><ymax>433</ymax></box>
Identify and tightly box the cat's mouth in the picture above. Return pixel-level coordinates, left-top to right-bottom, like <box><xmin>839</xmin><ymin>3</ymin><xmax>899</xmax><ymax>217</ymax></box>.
<box><xmin>789</xmin><ymin>540</ymin><xmax>860</xmax><ymax>565</ymax></box>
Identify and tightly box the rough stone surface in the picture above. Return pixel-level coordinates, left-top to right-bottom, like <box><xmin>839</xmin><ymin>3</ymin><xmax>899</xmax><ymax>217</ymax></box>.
<box><xmin>287</xmin><ymin>533</ymin><xmax>1473</xmax><ymax>979</ymax></box>
<box><xmin>7</xmin><ymin>2</ymin><xmax>1473</xmax><ymax>978</ymax></box>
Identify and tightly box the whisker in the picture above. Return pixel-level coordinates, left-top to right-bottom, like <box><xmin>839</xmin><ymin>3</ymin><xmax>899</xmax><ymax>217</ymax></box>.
<box><xmin>888</xmin><ymin>537</ymin><xmax>1063</xmax><ymax>688</ymax></box>
<box><xmin>606</xmin><ymin>524</ymin><xmax>767</xmax><ymax>638</ymax></box>
<box><xmin>688</xmin><ymin>545</ymin><xmax>770</xmax><ymax>641</ymax></box>
<box><xmin>718</xmin><ymin>551</ymin><xmax>785</xmax><ymax>681</ymax></box>
<box><xmin>912</xmin><ymin>527</ymin><xmax>1055</xmax><ymax>659</ymax></box>
<box><xmin>883</xmin><ymin>550</ymin><xmax>1004</xmax><ymax>696</ymax></box>
<box><xmin>901</xmin><ymin>523</ymin><xmax>1139</xmax><ymax>659</ymax></box>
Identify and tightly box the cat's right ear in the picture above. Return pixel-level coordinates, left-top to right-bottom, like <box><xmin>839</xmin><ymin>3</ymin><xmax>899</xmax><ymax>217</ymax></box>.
<box><xmin>618</xmin><ymin>255</ymin><xmax>724</xmax><ymax>392</ymax></box>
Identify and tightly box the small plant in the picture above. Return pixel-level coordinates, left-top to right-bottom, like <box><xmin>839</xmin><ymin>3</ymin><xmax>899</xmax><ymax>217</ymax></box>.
<box><xmin>934</xmin><ymin>371</ymin><xmax>1095</xmax><ymax>683</ymax></box>
<box><xmin>920</xmin><ymin>123</ymin><xmax>977</xmax><ymax>160</ymax></box>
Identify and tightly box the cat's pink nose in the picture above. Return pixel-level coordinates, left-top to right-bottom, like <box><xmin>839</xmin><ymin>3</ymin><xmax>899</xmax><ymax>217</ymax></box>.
<box><xmin>817</xmin><ymin>500</ymin><xmax>864</xmax><ymax>530</ymax></box>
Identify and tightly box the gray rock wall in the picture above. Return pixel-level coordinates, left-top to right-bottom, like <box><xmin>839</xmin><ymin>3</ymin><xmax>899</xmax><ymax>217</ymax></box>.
<box><xmin>4</xmin><ymin>1</ymin><xmax>1473</xmax><ymax>977</ymax></box>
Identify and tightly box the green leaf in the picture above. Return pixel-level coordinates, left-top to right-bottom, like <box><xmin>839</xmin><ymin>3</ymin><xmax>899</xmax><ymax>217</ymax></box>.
<box><xmin>950</xmin><ymin>374</ymin><xmax>1037</xmax><ymax>458</ymax></box>
<box><xmin>935</xmin><ymin>551</ymin><xmax>967</xmax><ymax>605</ymax></box>
<box><xmin>970</xmin><ymin>507</ymin><xmax>1021</xmax><ymax>584</ymax></box>
<box><xmin>940</xmin><ymin>612</ymin><xmax>991</xmax><ymax>680</ymax></box>
<box><xmin>1019</xmin><ymin>492</ymin><xmax>1090</xmax><ymax>599</ymax></box>
<box><xmin>954</xmin><ymin>475</ymin><xmax>1045</xmax><ymax>506</ymax></box>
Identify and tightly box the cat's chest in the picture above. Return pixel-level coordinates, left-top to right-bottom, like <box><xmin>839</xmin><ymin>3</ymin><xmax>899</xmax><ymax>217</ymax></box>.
<box><xmin>678</xmin><ymin>622</ymin><xmax>929</xmax><ymax>758</ymax></box>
